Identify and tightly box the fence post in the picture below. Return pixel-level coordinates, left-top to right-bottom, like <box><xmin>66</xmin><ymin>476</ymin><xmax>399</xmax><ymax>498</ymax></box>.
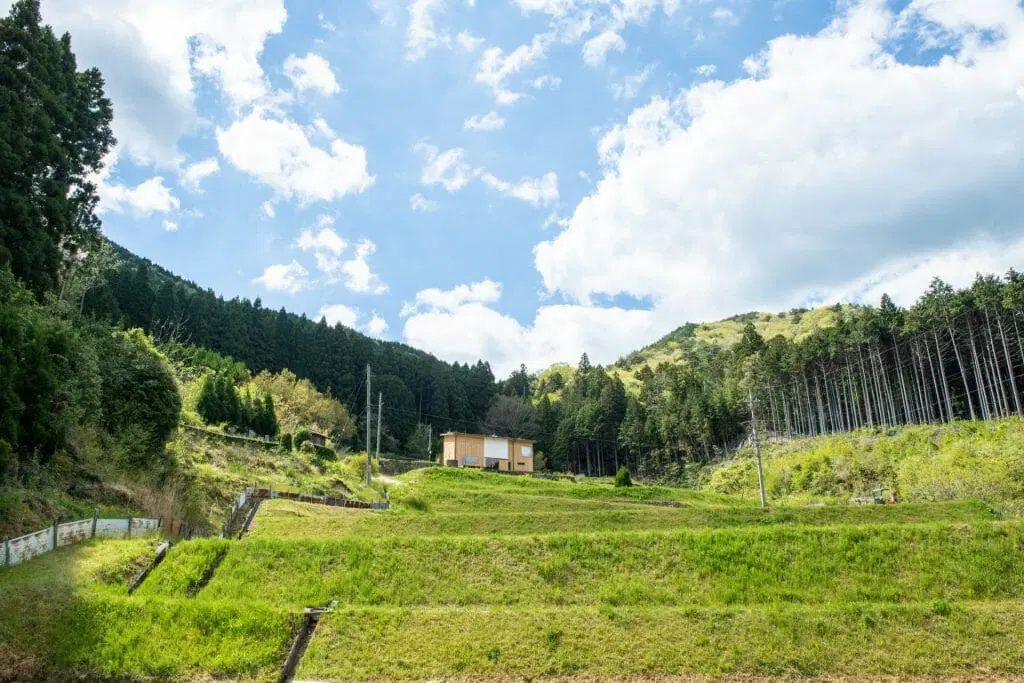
<box><xmin>51</xmin><ymin>521</ymin><xmax>58</xmax><ymax>550</ymax></box>
<box><xmin>127</xmin><ymin>515</ymin><xmax>133</xmax><ymax>539</ymax></box>
<box><xmin>157</xmin><ymin>516</ymin><xmax>163</xmax><ymax>534</ymax></box>
<box><xmin>91</xmin><ymin>509</ymin><xmax>98</xmax><ymax>538</ymax></box>
<box><xmin>3</xmin><ymin>537</ymin><xmax>8</xmax><ymax>567</ymax></box>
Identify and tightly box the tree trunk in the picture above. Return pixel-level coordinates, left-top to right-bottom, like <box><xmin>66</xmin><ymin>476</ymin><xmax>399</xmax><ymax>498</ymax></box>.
<box><xmin>948</xmin><ymin>325</ymin><xmax>976</xmax><ymax>421</ymax></box>
<box><xmin>997</xmin><ymin>313</ymin><xmax>1022</xmax><ymax>416</ymax></box>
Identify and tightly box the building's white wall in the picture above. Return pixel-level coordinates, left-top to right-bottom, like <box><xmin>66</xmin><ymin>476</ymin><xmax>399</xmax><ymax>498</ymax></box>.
<box><xmin>484</xmin><ymin>437</ymin><xmax>509</xmax><ymax>461</ymax></box>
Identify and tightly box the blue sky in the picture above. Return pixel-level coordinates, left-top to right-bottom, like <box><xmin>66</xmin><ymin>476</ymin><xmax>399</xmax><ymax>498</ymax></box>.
<box><xmin>23</xmin><ymin>0</ymin><xmax>1024</xmax><ymax>376</ymax></box>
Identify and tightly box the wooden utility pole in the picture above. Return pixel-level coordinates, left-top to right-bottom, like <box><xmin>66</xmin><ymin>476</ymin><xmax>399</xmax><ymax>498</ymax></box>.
<box><xmin>748</xmin><ymin>387</ymin><xmax>767</xmax><ymax>508</ymax></box>
<box><xmin>365</xmin><ymin>365</ymin><xmax>372</xmax><ymax>486</ymax></box>
<box><xmin>427</xmin><ymin>424</ymin><xmax>432</xmax><ymax>461</ymax></box>
<box><xmin>375</xmin><ymin>392</ymin><xmax>383</xmax><ymax>462</ymax></box>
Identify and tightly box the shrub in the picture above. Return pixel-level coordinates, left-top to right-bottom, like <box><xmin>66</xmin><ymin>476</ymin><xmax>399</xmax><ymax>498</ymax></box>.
<box><xmin>614</xmin><ymin>466</ymin><xmax>632</xmax><ymax>487</ymax></box>
<box><xmin>280</xmin><ymin>433</ymin><xmax>293</xmax><ymax>451</ymax></box>
<box><xmin>294</xmin><ymin>428</ymin><xmax>311</xmax><ymax>449</ymax></box>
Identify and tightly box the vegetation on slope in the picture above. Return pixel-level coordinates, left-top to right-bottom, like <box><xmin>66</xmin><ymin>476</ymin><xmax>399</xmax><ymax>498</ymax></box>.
<box><xmin>248</xmin><ymin>497</ymin><xmax>997</xmax><ymax>540</ymax></box>
<box><xmin>710</xmin><ymin>419</ymin><xmax>1024</xmax><ymax>514</ymax></box>
<box><xmin>144</xmin><ymin>522</ymin><xmax>1024</xmax><ymax>608</ymax></box>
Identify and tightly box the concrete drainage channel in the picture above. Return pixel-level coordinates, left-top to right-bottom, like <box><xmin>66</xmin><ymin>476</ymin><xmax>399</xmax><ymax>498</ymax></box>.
<box><xmin>280</xmin><ymin>600</ymin><xmax>337</xmax><ymax>683</ymax></box>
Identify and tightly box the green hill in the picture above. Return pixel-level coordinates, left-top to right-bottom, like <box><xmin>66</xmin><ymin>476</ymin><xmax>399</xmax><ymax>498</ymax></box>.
<box><xmin>613</xmin><ymin>305</ymin><xmax>848</xmax><ymax>378</ymax></box>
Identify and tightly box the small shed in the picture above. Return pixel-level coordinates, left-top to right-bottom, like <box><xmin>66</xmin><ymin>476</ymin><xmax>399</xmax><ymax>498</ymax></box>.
<box><xmin>308</xmin><ymin>430</ymin><xmax>328</xmax><ymax>447</ymax></box>
<box><xmin>441</xmin><ymin>432</ymin><xmax>534</xmax><ymax>473</ymax></box>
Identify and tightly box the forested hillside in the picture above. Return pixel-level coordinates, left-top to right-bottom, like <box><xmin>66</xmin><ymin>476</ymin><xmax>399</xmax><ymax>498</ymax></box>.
<box><xmin>520</xmin><ymin>279</ymin><xmax>1024</xmax><ymax>480</ymax></box>
<box><xmin>82</xmin><ymin>242</ymin><xmax>497</xmax><ymax>448</ymax></box>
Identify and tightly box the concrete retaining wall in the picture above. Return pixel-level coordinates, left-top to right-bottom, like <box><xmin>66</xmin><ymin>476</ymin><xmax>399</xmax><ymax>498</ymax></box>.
<box><xmin>3</xmin><ymin>516</ymin><xmax>161</xmax><ymax>567</ymax></box>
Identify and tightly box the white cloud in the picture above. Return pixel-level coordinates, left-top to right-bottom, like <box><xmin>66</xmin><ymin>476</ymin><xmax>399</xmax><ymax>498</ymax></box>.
<box><xmin>283</xmin><ymin>53</ymin><xmax>341</xmax><ymax>95</ymax></box>
<box><xmin>410</xmin><ymin>193</ymin><xmax>441</xmax><ymax>212</ymax></box>
<box><xmin>464</xmin><ymin>111</ymin><xmax>506</xmax><ymax>131</ymax></box>
<box><xmin>402</xmin><ymin>280</ymin><xmax>654</xmax><ymax>376</ymax></box>
<box><xmin>318</xmin><ymin>12</ymin><xmax>337</xmax><ymax>32</ymax></box>
<box><xmin>712</xmin><ymin>7</ymin><xmax>739</xmax><ymax>25</ymax></box>
<box><xmin>404</xmin><ymin>0</ymin><xmax>1024</xmax><ymax>377</ymax></box>
<box><xmin>457</xmin><ymin>31</ymin><xmax>485</xmax><ymax>51</ymax></box>
<box><xmin>416</xmin><ymin>142</ymin><xmax>473</xmax><ymax>192</ymax></box>
<box><xmin>401</xmin><ymin>278</ymin><xmax>503</xmax><ymax>316</ymax></box>
<box><xmin>612</xmin><ymin>64</ymin><xmax>654</xmax><ymax>100</ymax></box>
<box><xmin>530</xmin><ymin>0</ymin><xmax>1024</xmax><ymax>332</ymax></box>
<box><xmin>366</xmin><ymin>313</ymin><xmax>390</xmax><ymax>338</ymax></box>
<box><xmin>476</xmin><ymin>34</ymin><xmax>551</xmax><ymax>104</ymax></box>
<box><xmin>407</xmin><ymin>0</ymin><xmax>448</xmax><ymax>60</ymax></box>
<box><xmin>532</xmin><ymin>74</ymin><xmax>562</xmax><ymax>89</ymax></box>
<box><xmin>582</xmin><ymin>31</ymin><xmax>625</xmax><ymax>66</ymax></box>
<box><xmin>318</xmin><ymin>303</ymin><xmax>360</xmax><ymax>328</ymax></box>
<box><xmin>180</xmin><ymin>157</ymin><xmax>220</xmax><ymax>192</ymax></box>
<box><xmin>694</xmin><ymin>63</ymin><xmax>718</xmax><ymax>77</ymax></box>
<box><xmin>296</xmin><ymin>223</ymin><xmax>347</xmax><ymax>256</ymax></box>
<box><xmin>480</xmin><ymin>171</ymin><xmax>559</xmax><ymax>206</ymax></box>
<box><xmin>217</xmin><ymin>113</ymin><xmax>374</xmax><ymax>204</ymax></box>
<box><xmin>162</xmin><ymin>219</ymin><xmax>179</xmax><ymax>232</ymax></box>
<box><xmin>261</xmin><ymin>201</ymin><xmax>276</xmax><ymax>219</ymax></box>
<box><xmin>342</xmin><ymin>240</ymin><xmax>389</xmax><ymax>295</ymax></box>
<box><xmin>253</xmin><ymin>261</ymin><xmax>308</xmax><ymax>294</ymax></box>
<box><xmin>26</xmin><ymin>0</ymin><xmax>286</xmax><ymax>166</ymax></box>
<box><xmin>99</xmin><ymin>176</ymin><xmax>181</xmax><ymax>216</ymax></box>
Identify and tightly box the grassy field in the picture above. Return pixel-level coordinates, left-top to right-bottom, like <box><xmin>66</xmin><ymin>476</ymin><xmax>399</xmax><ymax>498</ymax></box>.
<box><xmin>299</xmin><ymin>602</ymin><xmax>1024</xmax><ymax>680</ymax></box>
<box><xmin>249</xmin><ymin>497</ymin><xmax>998</xmax><ymax>539</ymax></box>
<box><xmin>4</xmin><ymin>454</ymin><xmax>1024</xmax><ymax>681</ymax></box>
<box><xmin>144</xmin><ymin>522</ymin><xmax>1024</xmax><ymax>608</ymax></box>
<box><xmin>0</xmin><ymin>539</ymin><xmax>295</xmax><ymax>681</ymax></box>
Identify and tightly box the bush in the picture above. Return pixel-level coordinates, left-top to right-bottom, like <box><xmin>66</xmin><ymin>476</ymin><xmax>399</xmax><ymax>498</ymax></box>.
<box><xmin>614</xmin><ymin>466</ymin><xmax>632</xmax><ymax>487</ymax></box>
<box><xmin>294</xmin><ymin>428</ymin><xmax>311</xmax><ymax>449</ymax></box>
<box><xmin>280</xmin><ymin>433</ymin><xmax>293</xmax><ymax>452</ymax></box>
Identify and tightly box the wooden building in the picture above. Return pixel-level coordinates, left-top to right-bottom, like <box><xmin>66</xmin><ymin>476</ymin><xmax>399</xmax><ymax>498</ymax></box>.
<box><xmin>441</xmin><ymin>432</ymin><xmax>535</xmax><ymax>473</ymax></box>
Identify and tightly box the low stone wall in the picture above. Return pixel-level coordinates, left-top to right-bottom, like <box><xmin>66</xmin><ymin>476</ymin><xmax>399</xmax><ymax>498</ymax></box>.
<box><xmin>378</xmin><ymin>458</ymin><xmax>437</xmax><ymax>476</ymax></box>
<box><xmin>3</xmin><ymin>516</ymin><xmax>161</xmax><ymax>567</ymax></box>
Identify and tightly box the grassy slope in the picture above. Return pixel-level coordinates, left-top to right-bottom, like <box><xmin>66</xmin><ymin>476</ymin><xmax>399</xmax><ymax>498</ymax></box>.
<box><xmin>249</xmin><ymin>497</ymin><xmax>997</xmax><ymax>539</ymax></box>
<box><xmin>612</xmin><ymin>306</ymin><xmax>845</xmax><ymax>381</ymax></box>
<box><xmin>0</xmin><ymin>539</ymin><xmax>296</xmax><ymax>682</ymax></box>
<box><xmin>709</xmin><ymin>419</ymin><xmax>1024</xmax><ymax>514</ymax></box>
<box><xmin>300</xmin><ymin>602</ymin><xmax>1024</xmax><ymax>680</ymax></box>
<box><xmin>144</xmin><ymin>522</ymin><xmax>1024</xmax><ymax>608</ymax></box>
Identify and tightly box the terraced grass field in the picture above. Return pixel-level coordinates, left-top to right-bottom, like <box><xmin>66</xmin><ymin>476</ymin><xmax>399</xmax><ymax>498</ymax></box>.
<box><xmin>3</xmin><ymin>465</ymin><xmax>1023</xmax><ymax>681</ymax></box>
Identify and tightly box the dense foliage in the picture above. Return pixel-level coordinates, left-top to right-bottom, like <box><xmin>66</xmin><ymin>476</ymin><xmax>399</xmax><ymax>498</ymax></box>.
<box><xmin>0</xmin><ymin>0</ymin><xmax>114</xmax><ymax>296</ymax></box>
<box><xmin>0</xmin><ymin>270</ymin><xmax>181</xmax><ymax>485</ymax></box>
<box><xmin>196</xmin><ymin>374</ymin><xmax>278</xmax><ymax>438</ymax></box>
<box><xmin>84</xmin><ymin>246</ymin><xmax>497</xmax><ymax>452</ymax></box>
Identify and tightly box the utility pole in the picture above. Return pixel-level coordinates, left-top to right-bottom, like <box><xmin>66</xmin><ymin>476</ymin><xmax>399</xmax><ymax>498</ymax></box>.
<box><xmin>375</xmin><ymin>392</ymin><xmax>383</xmax><ymax>462</ymax></box>
<box><xmin>427</xmin><ymin>424</ymin><xmax>432</xmax><ymax>461</ymax></box>
<box><xmin>748</xmin><ymin>387</ymin><xmax>767</xmax><ymax>508</ymax></box>
<box><xmin>365</xmin><ymin>365</ymin><xmax>372</xmax><ymax>486</ymax></box>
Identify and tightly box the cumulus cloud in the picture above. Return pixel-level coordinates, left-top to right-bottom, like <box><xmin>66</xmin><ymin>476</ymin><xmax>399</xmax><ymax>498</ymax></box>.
<box><xmin>25</xmin><ymin>0</ymin><xmax>286</xmax><ymax>166</ymax></box>
<box><xmin>532</xmin><ymin>74</ymin><xmax>562</xmax><ymax>89</ymax></box>
<box><xmin>180</xmin><ymin>157</ymin><xmax>220</xmax><ymax>192</ymax></box>
<box><xmin>283</xmin><ymin>53</ymin><xmax>341</xmax><ymax>95</ymax></box>
<box><xmin>217</xmin><ymin>113</ymin><xmax>374</xmax><ymax>203</ymax></box>
<box><xmin>612</xmin><ymin>64</ymin><xmax>654</xmax><ymax>100</ymax></box>
<box><xmin>457</xmin><ymin>31</ymin><xmax>485</xmax><ymax>51</ymax></box>
<box><xmin>403</xmin><ymin>0</ymin><xmax>1024</xmax><ymax>376</ymax></box>
<box><xmin>366</xmin><ymin>313</ymin><xmax>390</xmax><ymax>338</ymax></box>
<box><xmin>410</xmin><ymin>193</ymin><xmax>440</xmax><ymax>212</ymax></box>
<box><xmin>480</xmin><ymin>171</ymin><xmax>559</xmax><ymax>206</ymax></box>
<box><xmin>476</xmin><ymin>34</ymin><xmax>550</xmax><ymax>104</ymax></box>
<box><xmin>296</xmin><ymin>222</ymin><xmax>347</xmax><ymax>256</ymax></box>
<box><xmin>582</xmin><ymin>31</ymin><xmax>625</xmax><ymax>66</ymax></box>
<box><xmin>694</xmin><ymin>63</ymin><xmax>717</xmax><ymax>77</ymax></box>
<box><xmin>402</xmin><ymin>279</ymin><xmax>655</xmax><ymax>375</ymax></box>
<box><xmin>342</xmin><ymin>240</ymin><xmax>389</xmax><ymax>295</ymax></box>
<box><xmin>464</xmin><ymin>111</ymin><xmax>506</xmax><ymax>131</ymax></box>
<box><xmin>416</xmin><ymin>142</ymin><xmax>473</xmax><ymax>191</ymax></box>
<box><xmin>401</xmin><ymin>278</ymin><xmax>503</xmax><ymax>316</ymax></box>
<box><xmin>162</xmin><ymin>219</ymin><xmax>178</xmax><ymax>232</ymax></box>
<box><xmin>253</xmin><ymin>261</ymin><xmax>308</xmax><ymax>294</ymax></box>
<box><xmin>407</xmin><ymin>0</ymin><xmax>447</xmax><ymax>60</ymax></box>
<box><xmin>318</xmin><ymin>303</ymin><xmax>360</xmax><ymax>328</ymax></box>
<box><xmin>99</xmin><ymin>176</ymin><xmax>181</xmax><ymax>216</ymax></box>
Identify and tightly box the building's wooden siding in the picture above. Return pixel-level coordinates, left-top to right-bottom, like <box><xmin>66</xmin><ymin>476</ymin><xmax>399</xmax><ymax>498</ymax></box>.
<box><xmin>442</xmin><ymin>433</ymin><xmax>534</xmax><ymax>472</ymax></box>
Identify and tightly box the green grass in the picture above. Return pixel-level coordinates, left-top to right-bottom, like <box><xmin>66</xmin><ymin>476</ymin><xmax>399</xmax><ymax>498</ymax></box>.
<box><xmin>298</xmin><ymin>601</ymin><xmax>1024</xmax><ymax>680</ymax></box>
<box><xmin>0</xmin><ymin>539</ymin><xmax>296</xmax><ymax>681</ymax></box>
<box><xmin>709</xmin><ymin>419</ymin><xmax>1024</xmax><ymax>514</ymax></box>
<box><xmin>249</xmin><ymin>497</ymin><xmax>998</xmax><ymax>540</ymax></box>
<box><xmin>146</xmin><ymin>522</ymin><xmax>1024</xmax><ymax>609</ymax></box>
